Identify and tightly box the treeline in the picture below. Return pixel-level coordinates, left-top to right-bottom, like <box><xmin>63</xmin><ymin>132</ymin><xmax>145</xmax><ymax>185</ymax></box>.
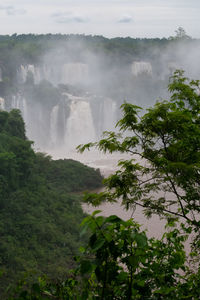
<box><xmin>1</xmin><ymin>32</ymin><xmax>200</xmax><ymax>109</ymax></box>
<box><xmin>0</xmin><ymin>33</ymin><xmax>199</xmax><ymax>84</ymax></box>
<box><xmin>0</xmin><ymin>109</ymin><xmax>103</xmax><ymax>298</ymax></box>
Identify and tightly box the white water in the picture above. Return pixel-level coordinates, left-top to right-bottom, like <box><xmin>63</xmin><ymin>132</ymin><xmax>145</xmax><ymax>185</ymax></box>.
<box><xmin>131</xmin><ymin>61</ymin><xmax>152</xmax><ymax>76</ymax></box>
<box><xmin>0</xmin><ymin>97</ymin><xmax>5</xmax><ymax>110</ymax></box>
<box><xmin>18</xmin><ymin>62</ymin><xmax>89</xmax><ymax>86</ymax></box>
<box><xmin>11</xmin><ymin>95</ymin><xmax>27</xmax><ymax>119</ymax></box>
<box><xmin>65</xmin><ymin>99</ymin><xmax>96</xmax><ymax>149</ymax></box>
<box><xmin>102</xmin><ymin>98</ymin><xmax>117</xmax><ymax>132</ymax></box>
<box><xmin>62</xmin><ymin>63</ymin><xmax>89</xmax><ymax>85</ymax></box>
<box><xmin>7</xmin><ymin>89</ymin><xmax>119</xmax><ymax>153</ymax></box>
<box><xmin>50</xmin><ymin>105</ymin><xmax>59</xmax><ymax>146</ymax></box>
<box><xmin>19</xmin><ymin>65</ymin><xmax>35</xmax><ymax>83</ymax></box>
<box><xmin>0</xmin><ymin>68</ymin><xmax>2</xmax><ymax>82</ymax></box>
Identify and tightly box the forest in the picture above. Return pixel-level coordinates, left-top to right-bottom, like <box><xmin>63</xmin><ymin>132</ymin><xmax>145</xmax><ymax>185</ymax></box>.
<box><xmin>0</xmin><ymin>109</ymin><xmax>103</xmax><ymax>298</ymax></box>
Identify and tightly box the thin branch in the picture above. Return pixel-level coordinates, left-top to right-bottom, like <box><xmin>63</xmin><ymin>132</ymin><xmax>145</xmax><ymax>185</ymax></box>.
<box><xmin>132</xmin><ymin>200</ymin><xmax>193</xmax><ymax>221</ymax></box>
<box><xmin>168</xmin><ymin>177</ymin><xmax>192</xmax><ymax>223</ymax></box>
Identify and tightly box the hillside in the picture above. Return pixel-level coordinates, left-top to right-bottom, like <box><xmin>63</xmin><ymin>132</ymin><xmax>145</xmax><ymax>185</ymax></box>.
<box><xmin>0</xmin><ymin>109</ymin><xmax>103</xmax><ymax>297</ymax></box>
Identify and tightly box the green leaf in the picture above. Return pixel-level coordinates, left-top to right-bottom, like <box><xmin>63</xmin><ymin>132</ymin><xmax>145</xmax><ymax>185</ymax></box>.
<box><xmin>134</xmin><ymin>233</ymin><xmax>148</xmax><ymax>247</ymax></box>
<box><xmin>80</xmin><ymin>223</ymin><xmax>89</xmax><ymax>237</ymax></box>
<box><xmin>128</xmin><ymin>255</ymin><xmax>139</xmax><ymax>268</ymax></box>
<box><xmin>80</xmin><ymin>260</ymin><xmax>93</xmax><ymax>275</ymax></box>
<box><xmin>92</xmin><ymin>210</ymin><xmax>102</xmax><ymax>216</ymax></box>
<box><xmin>105</xmin><ymin>215</ymin><xmax>122</xmax><ymax>223</ymax></box>
<box><xmin>32</xmin><ymin>283</ymin><xmax>40</xmax><ymax>293</ymax></box>
<box><xmin>91</xmin><ymin>238</ymin><xmax>105</xmax><ymax>251</ymax></box>
<box><xmin>79</xmin><ymin>246</ymin><xmax>86</xmax><ymax>253</ymax></box>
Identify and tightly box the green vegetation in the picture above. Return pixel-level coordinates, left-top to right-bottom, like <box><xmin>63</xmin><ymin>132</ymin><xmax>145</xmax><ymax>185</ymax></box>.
<box><xmin>7</xmin><ymin>71</ymin><xmax>200</xmax><ymax>299</ymax></box>
<box><xmin>80</xmin><ymin>70</ymin><xmax>200</xmax><ymax>232</ymax></box>
<box><xmin>0</xmin><ymin>109</ymin><xmax>103</xmax><ymax>298</ymax></box>
<box><xmin>8</xmin><ymin>212</ymin><xmax>200</xmax><ymax>299</ymax></box>
<box><xmin>0</xmin><ymin>32</ymin><xmax>199</xmax><ymax>100</ymax></box>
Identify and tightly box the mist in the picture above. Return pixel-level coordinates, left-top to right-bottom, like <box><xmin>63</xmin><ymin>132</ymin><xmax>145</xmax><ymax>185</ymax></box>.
<box><xmin>1</xmin><ymin>35</ymin><xmax>200</xmax><ymax>159</ymax></box>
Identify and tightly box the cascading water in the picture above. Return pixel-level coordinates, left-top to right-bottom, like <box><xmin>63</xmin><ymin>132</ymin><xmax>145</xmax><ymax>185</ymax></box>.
<box><xmin>22</xmin><ymin>98</ymin><xmax>28</xmax><ymax>123</ymax></box>
<box><xmin>17</xmin><ymin>63</ymin><xmax>90</xmax><ymax>86</ymax></box>
<box><xmin>62</xmin><ymin>63</ymin><xmax>89</xmax><ymax>85</ymax></box>
<box><xmin>3</xmin><ymin>60</ymin><xmax>120</xmax><ymax>154</ymax></box>
<box><xmin>102</xmin><ymin>98</ymin><xmax>117</xmax><ymax>132</ymax></box>
<box><xmin>95</xmin><ymin>97</ymin><xmax>118</xmax><ymax>137</ymax></box>
<box><xmin>50</xmin><ymin>105</ymin><xmax>59</xmax><ymax>147</ymax></box>
<box><xmin>0</xmin><ymin>97</ymin><xmax>5</xmax><ymax>110</ymax></box>
<box><xmin>65</xmin><ymin>99</ymin><xmax>96</xmax><ymax>150</ymax></box>
<box><xmin>19</xmin><ymin>65</ymin><xmax>35</xmax><ymax>83</ymax></box>
<box><xmin>131</xmin><ymin>61</ymin><xmax>152</xmax><ymax>76</ymax></box>
<box><xmin>10</xmin><ymin>95</ymin><xmax>27</xmax><ymax>119</ymax></box>
<box><xmin>10</xmin><ymin>94</ymin><xmax>30</xmax><ymax>136</ymax></box>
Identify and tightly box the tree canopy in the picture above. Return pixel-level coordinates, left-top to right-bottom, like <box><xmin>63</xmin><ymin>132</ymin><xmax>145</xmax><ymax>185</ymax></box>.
<box><xmin>0</xmin><ymin>109</ymin><xmax>103</xmax><ymax>298</ymax></box>
<box><xmin>7</xmin><ymin>71</ymin><xmax>200</xmax><ymax>299</ymax></box>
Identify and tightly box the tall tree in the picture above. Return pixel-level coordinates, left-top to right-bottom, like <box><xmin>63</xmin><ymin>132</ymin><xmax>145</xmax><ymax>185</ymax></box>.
<box><xmin>78</xmin><ymin>70</ymin><xmax>200</xmax><ymax>242</ymax></box>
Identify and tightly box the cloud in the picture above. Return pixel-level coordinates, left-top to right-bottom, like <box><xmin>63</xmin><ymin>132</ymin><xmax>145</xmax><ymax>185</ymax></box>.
<box><xmin>117</xmin><ymin>14</ymin><xmax>134</xmax><ymax>23</ymax></box>
<box><xmin>52</xmin><ymin>11</ymin><xmax>89</xmax><ymax>23</ymax></box>
<box><xmin>0</xmin><ymin>5</ymin><xmax>26</xmax><ymax>15</ymax></box>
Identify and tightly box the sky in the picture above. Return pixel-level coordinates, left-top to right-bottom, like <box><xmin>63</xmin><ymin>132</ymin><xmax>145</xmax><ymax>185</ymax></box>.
<box><xmin>0</xmin><ymin>0</ymin><xmax>200</xmax><ymax>38</ymax></box>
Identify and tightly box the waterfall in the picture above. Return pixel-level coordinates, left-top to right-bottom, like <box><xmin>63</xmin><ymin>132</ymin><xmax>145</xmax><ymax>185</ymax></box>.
<box><xmin>18</xmin><ymin>64</ymin><xmax>36</xmax><ymax>83</ymax></box>
<box><xmin>11</xmin><ymin>95</ymin><xmax>21</xmax><ymax>109</ymax></box>
<box><xmin>65</xmin><ymin>100</ymin><xmax>96</xmax><ymax>149</ymax></box>
<box><xmin>50</xmin><ymin>105</ymin><xmax>59</xmax><ymax>146</ymax></box>
<box><xmin>10</xmin><ymin>94</ymin><xmax>28</xmax><ymax>124</ymax></box>
<box><xmin>22</xmin><ymin>97</ymin><xmax>28</xmax><ymax>123</ymax></box>
<box><xmin>34</xmin><ymin>67</ymin><xmax>42</xmax><ymax>84</ymax></box>
<box><xmin>18</xmin><ymin>65</ymin><xmax>26</xmax><ymax>83</ymax></box>
<box><xmin>17</xmin><ymin>62</ymin><xmax>89</xmax><ymax>86</ymax></box>
<box><xmin>0</xmin><ymin>97</ymin><xmax>5</xmax><ymax>110</ymax></box>
<box><xmin>39</xmin><ymin>65</ymin><xmax>54</xmax><ymax>83</ymax></box>
<box><xmin>0</xmin><ymin>68</ymin><xmax>2</xmax><ymax>82</ymax></box>
<box><xmin>131</xmin><ymin>61</ymin><xmax>152</xmax><ymax>76</ymax></box>
<box><xmin>102</xmin><ymin>98</ymin><xmax>117</xmax><ymax>132</ymax></box>
<box><xmin>61</xmin><ymin>63</ymin><xmax>89</xmax><ymax>85</ymax></box>
<box><xmin>95</xmin><ymin>97</ymin><xmax>117</xmax><ymax>136</ymax></box>
<box><xmin>167</xmin><ymin>62</ymin><xmax>179</xmax><ymax>73</ymax></box>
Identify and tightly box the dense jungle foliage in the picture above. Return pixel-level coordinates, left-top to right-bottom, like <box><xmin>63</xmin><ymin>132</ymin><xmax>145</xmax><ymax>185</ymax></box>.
<box><xmin>0</xmin><ymin>109</ymin><xmax>103</xmax><ymax>298</ymax></box>
<box><xmin>7</xmin><ymin>71</ymin><xmax>200</xmax><ymax>300</ymax></box>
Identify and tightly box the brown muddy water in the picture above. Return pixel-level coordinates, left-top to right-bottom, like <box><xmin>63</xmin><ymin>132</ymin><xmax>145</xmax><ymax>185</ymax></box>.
<box><xmin>49</xmin><ymin>149</ymin><xmax>166</xmax><ymax>239</ymax></box>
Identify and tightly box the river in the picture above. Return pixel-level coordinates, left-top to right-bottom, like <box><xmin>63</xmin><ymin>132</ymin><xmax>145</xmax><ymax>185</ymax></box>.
<box><xmin>49</xmin><ymin>148</ymin><xmax>165</xmax><ymax>239</ymax></box>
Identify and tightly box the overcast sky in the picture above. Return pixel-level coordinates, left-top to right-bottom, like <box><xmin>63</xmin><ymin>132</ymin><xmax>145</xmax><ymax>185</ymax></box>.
<box><xmin>0</xmin><ymin>0</ymin><xmax>199</xmax><ymax>38</ymax></box>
